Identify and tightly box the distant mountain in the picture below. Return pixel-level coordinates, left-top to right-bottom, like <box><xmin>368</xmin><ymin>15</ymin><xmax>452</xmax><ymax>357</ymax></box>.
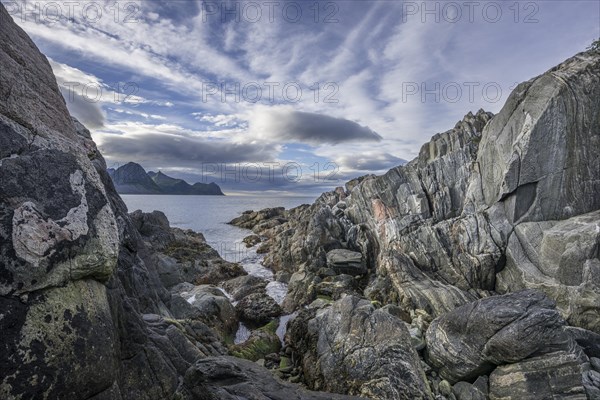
<box><xmin>108</xmin><ymin>162</ymin><xmax>224</xmax><ymax>195</ymax></box>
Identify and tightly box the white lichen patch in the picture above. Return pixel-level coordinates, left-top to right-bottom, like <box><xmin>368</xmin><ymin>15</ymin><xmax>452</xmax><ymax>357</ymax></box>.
<box><xmin>12</xmin><ymin>170</ymin><xmax>89</xmax><ymax>266</ymax></box>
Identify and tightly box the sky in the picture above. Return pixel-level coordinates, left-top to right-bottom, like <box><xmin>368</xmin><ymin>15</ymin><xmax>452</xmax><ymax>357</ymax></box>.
<box><xmin>3</xmin><ymin>0</ymin><xmax>599</xmax><ymax>195</ymax></box>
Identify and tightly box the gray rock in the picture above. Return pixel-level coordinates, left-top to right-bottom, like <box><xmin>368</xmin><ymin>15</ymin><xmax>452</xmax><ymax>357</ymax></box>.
<box><xmin>177</xmin><ymin>356</ymin><xmax>363</xmax><ymax>400</ymax></box>
<box><xmin>453</xmin><ymin>376</ymin><xmax>488</xmax><ymax>400</ymax></box>
<box><xmin>565</xmin><ymin>326</ymin><xmax>600</xmax><ymax>358</ymax></box>
<box><xmin>288</xmin><ymin>296</ymin><xmax>432</xmax><ymax>399</ymax></box>
<box><xmin>326</xmin><ymin>249</ymin><xmax>367</xmax><ymax>275</ymax></box>
<box><xmin>235</xmin><ymin>292</ymin><xmax>283</xmax><ymax>326</ymax></box>
<box><xmin>591</xmin><ymin>357</ymin><xmax>600</xmax><ymax>372</ymax></box>
<box><xmin>221</xmin><ymin>275</ymin><xmax>268</xmax><ymax>301</ymax></box>
<box><xmin>315</xmin><ymin>274</ymin><xmax>360</xmax><ymax>300</ymax></box>
<box><xmin>426</xmin><ymin>290</ymin><xmax>582</xmax><ymax>383</ymax></box>
<box><xmin>488</xmin><ymin>350</ymin><xmax>589</xmax><ymax>399</ymax></box>
<box><xmin>180</xmin><ymin>285</ymin><xmax>238</xmax><ymax>337</ymax></box>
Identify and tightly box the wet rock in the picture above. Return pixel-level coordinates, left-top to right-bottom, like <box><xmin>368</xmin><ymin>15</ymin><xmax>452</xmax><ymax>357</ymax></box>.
<box><xmin>236</xmin><ymin>292</ymin><xmax>283</xmax><ymax>326</ymax></box>
<box><xmin>221</xmin><ymin>275</ymin><xmax>268</xmax><ymax>301</ymax></box>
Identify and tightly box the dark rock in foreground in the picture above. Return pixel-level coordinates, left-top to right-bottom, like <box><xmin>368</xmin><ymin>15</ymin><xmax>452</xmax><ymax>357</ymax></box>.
<box><xmin>288</xmin><ymin>296</ymin><xmax>432</xmax><ymax>399</ymax></box>
<box><xmin>425</xmin><ymin>290</ymin><xmax>589</xmax><ymax>385</ymax></box>
<box><xmin>177</xmin><ymin>356</ymin><xmax>365</xmax><ymax>400</ymax></box>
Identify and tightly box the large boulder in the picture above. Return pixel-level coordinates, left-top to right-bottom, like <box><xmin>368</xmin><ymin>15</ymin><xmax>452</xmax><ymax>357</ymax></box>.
<box><xmin>425</xmin><ymin>290</ymin><xmax>587</xmax><ymax>384</ymax></box>
<box><xmin>288</xmin><ymin>296</ymin><xmax>432</xmax><ymax>399</ymax></box>
<box><xmin>235</xmin><ymin>292</ymin><xmax>282</xmax><ymax>327</ymax></box>
<box><xmin>488</xmin><ymin>350</ymin><xmax>590</xmax><ymax>400</ymax></box>
<box><xmin>221</xmin><ymin>275</ymin><xmax>268</xmax><ymax>302</ymax></box>
<box><xmin>496</xmin><ymin>210</ymin><xmax>600</xmax><ymax>332</ymax></box>
<box><xmin>176</xmin><ymin>284</ymin><xmax>238</xmax><ymax>337</ymax></box>
<box><xmin>177</xmin><ymin>356</ymin><xmax>363</xmax><ymax>400</ymax></box>
<box><xmin>326</xmin><ymin>249</ymin><xmax>367</xmax><ymax>275</ymax></box>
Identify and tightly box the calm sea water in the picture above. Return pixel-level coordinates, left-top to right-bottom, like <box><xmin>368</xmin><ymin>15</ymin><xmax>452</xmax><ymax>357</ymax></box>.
<box><xmin>121</xmin><ymin>195</ymin><xmax>315</xmax><ymax>262</ymax></box>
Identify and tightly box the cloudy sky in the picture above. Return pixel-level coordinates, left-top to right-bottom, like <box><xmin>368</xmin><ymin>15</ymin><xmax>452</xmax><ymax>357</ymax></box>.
<box><xmin>4</xmin><ymin>0</ymin><xmax>599</xmax><ymax>195</ymax></box>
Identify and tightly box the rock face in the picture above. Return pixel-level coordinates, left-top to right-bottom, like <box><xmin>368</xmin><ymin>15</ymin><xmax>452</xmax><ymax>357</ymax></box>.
<box><xmin>0</xmin><ymin>5</ymin><xmax>359</xmax><ymax>400</ymax></box>
<box><xmin>288</xmin><ymin>296</ymin><xmax>432</xmax><ymax>399</ymax></box>
<box><xmin>108</xmin><ymin>162</ymin><xmax>224</xmax><ymax>195</ymax></box>
<box><xmin>243</xmin><ymin>49</ymin><xmax>600</xmax><ymax>398</ymax></box>
<box><xmin>425</xmin><ymin>290</ymin><xmax>586</xmax><ymax>384</ymax></box>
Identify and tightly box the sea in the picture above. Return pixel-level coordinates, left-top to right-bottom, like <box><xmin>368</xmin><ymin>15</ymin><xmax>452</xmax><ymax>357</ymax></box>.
<box><xmin>121</xmin><ymin>194</ymin><xmax>316</xmax><ymax>344</ymax></box>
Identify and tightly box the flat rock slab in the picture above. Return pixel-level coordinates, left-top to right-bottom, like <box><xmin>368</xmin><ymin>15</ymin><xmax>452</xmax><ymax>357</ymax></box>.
<box><xmin>326</xmin><ymin>249</ymin><xmax>366</xmax><ymax>275</ymax></box>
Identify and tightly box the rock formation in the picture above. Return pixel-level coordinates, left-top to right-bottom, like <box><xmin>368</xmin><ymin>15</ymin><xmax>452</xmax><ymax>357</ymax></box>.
<box><xmin>231</xmin><ymin>49</ymin><xmax>600</xmax><ymax>399</ymax></box>
<box><xmin>2</xmin><ymin>1</ymin><xmax>600</xmax><ymax>398</ymax></box>
<box><xmin>0</xmin><ymin>5</ymin><xmax>358</xmax><ymax>399</ymax></box>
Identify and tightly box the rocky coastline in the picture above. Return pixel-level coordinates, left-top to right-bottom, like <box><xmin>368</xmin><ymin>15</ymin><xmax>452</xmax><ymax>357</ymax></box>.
<box><xmin>228</xmin><ymin>50</ymin><xmax>600</xmax><ymax>399</ymax></box>
<box><xmin>1</xmin><ymin>2</ymin><xmax>599</xmax><ymax>399</ymax></box>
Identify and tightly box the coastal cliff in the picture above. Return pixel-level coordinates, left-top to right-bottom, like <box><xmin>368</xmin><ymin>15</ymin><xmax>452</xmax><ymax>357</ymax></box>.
<box><xmin>1</xmin><ymin>1</ymin><xmax>599</xmax><ymax>398</ymax></box>
<box><xmin>232</xmin><ymin>50</ymin><xmax>600</xmax><ymax>398</ymax></box>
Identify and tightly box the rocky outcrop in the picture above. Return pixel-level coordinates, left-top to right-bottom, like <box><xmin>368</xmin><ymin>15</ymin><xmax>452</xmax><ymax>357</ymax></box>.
<box><xmin>229</xmin><ymin>207</ymin><xmax>287</xmax><ymax>232</ymax></box>
<box><xmin>248</xmin><ymin>49</ymin><xmax>600</xmax><ymax>398</ymax></box>
<box><xmin>288</xmin><ymin>296</ymin><xmax>432</xmax><ymax>399</ymax></box>
<box><xmin>130</xmin><ymin>210</ymin><xmax>246</xmax><ymax>286</ymax></box>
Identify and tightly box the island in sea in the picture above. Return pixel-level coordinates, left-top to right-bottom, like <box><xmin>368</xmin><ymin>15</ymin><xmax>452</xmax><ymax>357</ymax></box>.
<box><xmin>107</xmin><ymin>162</ymin><xmax>224</xmax><ymax>195</ymax></box>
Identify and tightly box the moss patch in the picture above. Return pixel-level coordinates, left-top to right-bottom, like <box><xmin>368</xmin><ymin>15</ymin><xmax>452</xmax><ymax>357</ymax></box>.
<box><xmin>229</xmin><ymin>321</ymin><xmax>281</xmax><ymax>361</ymax></box>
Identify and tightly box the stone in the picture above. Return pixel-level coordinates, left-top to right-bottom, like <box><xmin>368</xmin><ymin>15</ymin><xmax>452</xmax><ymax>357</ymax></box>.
<box><xmin>221</xmin><ymin>275</ymin><xmax>268</xmax><ymax>302</ymax></box>
<box><xmin>453</xmin><ymin>376</ymin><xmax>488</xmax><ymax>400</ymax></box>
<box><xmin>326</xmin><ymin>249</ymin><xmax>367</xmax><ymax>275</ymax></box>
<box><xmin>242</xmin><ymin>234</ymin><xmax>261</xmax><ymax>248</ymax></box>
<box><xmin>426</xmin><ymin>290</ymin><xmax>583</xmax><ymax>383</ymax></box>
<box><xmin>235</xmin><ymin>292</ymin><xmax>283</xmax><ymax>326</ymax></box>
<box><xmin>177</xmin><ymin>356</ymin><xmax>362</xmax><ymax>400</ymax></box>
<box><xmin>287</xmin><ymin>296</ymin><xmax>432</xmax><ymax>399</ymax></box>
<box><xmin>180</xmin><ymin>285</ymin><xmax>238</xmax><ymax>337</ymax></box>
<box><xmin>229</xmin><ymin>321</ymin><xmax>281</xmax><ymax>362</ymax></box>
<box><xmin>488</xmin><ymin>350</ymin><xmax>589</xmax><ymax>399</ymax></box>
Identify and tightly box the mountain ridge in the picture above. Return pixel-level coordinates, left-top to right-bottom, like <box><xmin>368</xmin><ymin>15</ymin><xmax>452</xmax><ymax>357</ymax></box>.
<box><xmin>108</xmin><ymin>161</ymin><xmax>224</xmax><ymax>195</ymax></box>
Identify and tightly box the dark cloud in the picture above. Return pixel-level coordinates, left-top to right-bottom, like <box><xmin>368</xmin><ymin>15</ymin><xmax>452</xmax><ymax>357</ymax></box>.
<box><xmin>336</xmin><ymin>152</ymin><xmax>407</xmax><ymax>172</ymax></box>
<box><xmin>59</xmin><ymin>87</ymin><xmax>106</xmax><ymax>129</ymax></box>
<box><xmin>99</xmin><ymin>133</ymin><xmax>276</xmax><ymax>166</ymax></box>
<box><xmin>253</xmin><ymin>110</ymin><xmax>382</xmax><ymax>145</ymax></box>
